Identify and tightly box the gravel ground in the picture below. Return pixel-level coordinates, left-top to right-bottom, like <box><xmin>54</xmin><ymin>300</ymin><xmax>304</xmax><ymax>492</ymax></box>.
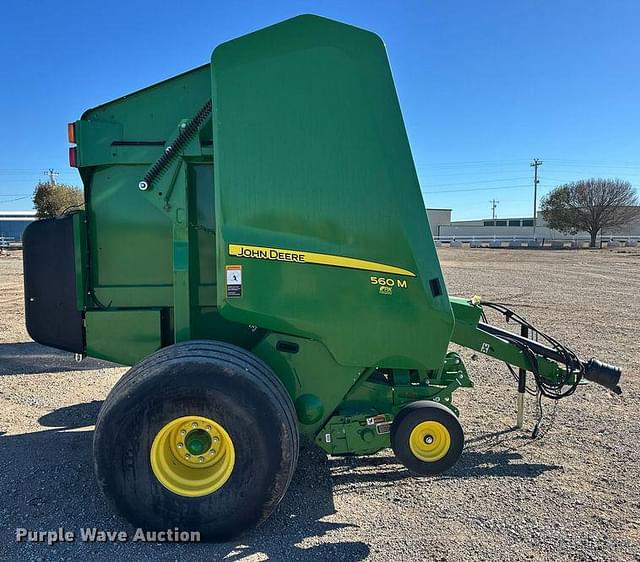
<box><xmin>0</xmin><ymin>248</ymin><xmax>638</xmax><ymax>561</ymax></box>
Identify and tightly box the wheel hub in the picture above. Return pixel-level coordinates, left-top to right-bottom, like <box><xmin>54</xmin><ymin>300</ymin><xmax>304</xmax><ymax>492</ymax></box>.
<box><xmin>150</xmin><ymin>415</ymin><xmax>235</xmax><ymax>497</ymax></box>
<box><xmin>185</xmin><ymin>428</ymin><xmax>213</xmax><ymax>456</ymax></box>
<box><xmin>409</xmin><ymin>420</ymin><xmax>451</xmax><ymax>462</ymax></box>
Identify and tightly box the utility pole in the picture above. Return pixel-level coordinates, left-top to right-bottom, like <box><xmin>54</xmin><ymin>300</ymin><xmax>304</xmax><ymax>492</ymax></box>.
<box><xmin>44</xmin><ymin>168</ymin><xmax>59</xmax><ymax>185</ymax></box>
<box><xmin>490</xmin><ymin>199</ymin><xmax>499</xmax><ymax>221</ymax></box>
<box><xmin>530</xmin><ymin>158</ymin><xmax>542</xmax><ymax>238</ymax></box>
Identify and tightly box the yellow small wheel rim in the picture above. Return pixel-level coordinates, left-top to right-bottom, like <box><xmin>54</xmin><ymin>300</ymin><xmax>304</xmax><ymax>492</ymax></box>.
<box><xmin>150</xmin><ymin>415</ymin><xmax>235</xmax><ymax>497</ymax></box>
<box><xmin>409</xmin><ymin>420</ymin><xmax>451</xmax><ymax>462</ymax></box>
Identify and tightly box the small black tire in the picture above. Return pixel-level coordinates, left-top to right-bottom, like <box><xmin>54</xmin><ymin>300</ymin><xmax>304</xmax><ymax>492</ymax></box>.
<box><xmin>391</xmin><ymin>401</ymin><xmax>464</xmax><ymax>475</ymax></box>
<box><xmin>93</xmin><ymin>340</ymin><xmax>299</xmax><ymax>541</ymax></box>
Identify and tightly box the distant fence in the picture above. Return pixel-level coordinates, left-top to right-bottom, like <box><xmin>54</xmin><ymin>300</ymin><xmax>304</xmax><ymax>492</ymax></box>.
<box><xmin>0</xmin><ymin>236</ymin><xmax>20</xmax><ymax>250</ymax></box>
<box><xmin>434</xmin><ymin>235</ymin><xmax>639</xmax><ymax>249</ymax></box>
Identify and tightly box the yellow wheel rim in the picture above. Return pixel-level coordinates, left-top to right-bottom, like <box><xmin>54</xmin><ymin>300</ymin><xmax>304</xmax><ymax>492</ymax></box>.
<box><xmin>150</xmin><ymin>415</ymin><xmax>235</xmax><ymax>497</ymax></box>
<box><xmin>409</xmin><ymin>420</ymin><xmax>451</xmax><ymax>462</ymax></box>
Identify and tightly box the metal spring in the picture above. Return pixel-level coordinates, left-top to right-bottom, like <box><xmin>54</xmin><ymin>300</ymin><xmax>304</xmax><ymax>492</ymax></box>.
<box><xmin>142</xmin><ymin>99</ymin><xmax>212</xmax><ymax>186</ymax></box>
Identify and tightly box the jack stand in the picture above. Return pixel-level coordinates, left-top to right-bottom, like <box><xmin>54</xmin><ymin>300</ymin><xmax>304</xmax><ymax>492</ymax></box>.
<box><xmin>516</xmin><ymin>325</ymin><xmax>528</xmax><ymax>428</ymax></box>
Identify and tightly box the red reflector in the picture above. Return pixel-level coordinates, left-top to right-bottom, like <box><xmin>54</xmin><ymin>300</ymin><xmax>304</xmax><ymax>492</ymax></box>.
<box><xmin>67</xmin><ymin>122</ymin><xmax>76</xmax><ymax>144</ymax></box>
<box><xmin>69</xmin><ymin>147</ymin><xmax>77</xmax><ymax>167</ymax></box>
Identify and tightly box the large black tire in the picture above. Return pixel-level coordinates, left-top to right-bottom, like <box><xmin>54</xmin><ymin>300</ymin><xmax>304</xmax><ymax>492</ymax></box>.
<box><xmin>93</xmin><ymin>340</ymin><xmax>299</xmax><ymax>541</ymax></box>
<box><xmin>391</xmin><ymin>401</ymin><xmax>464</xmax><ymax>475</ymax></box>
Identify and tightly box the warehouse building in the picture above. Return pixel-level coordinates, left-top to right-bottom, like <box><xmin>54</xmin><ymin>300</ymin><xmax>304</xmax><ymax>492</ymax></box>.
<box><xmin>425</xmin><ymin>208</ymin><xmax>452</xmax><ymax>237</ymax></box>
<box><xmin>0</xmin><ymin>211</ymin><xmax>36</xmax><ymax>242</ymax></box>
<box><xmin>429</xmin><ymin>209</ymin><xmax>640</xmax><ymax>240</ymax></box>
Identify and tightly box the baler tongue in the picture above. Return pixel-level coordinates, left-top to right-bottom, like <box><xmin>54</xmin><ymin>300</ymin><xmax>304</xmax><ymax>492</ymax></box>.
<box><xmin>451</xmin><ymin>297</ymin><xmax>623</xmax><ymax>400</ymax></box>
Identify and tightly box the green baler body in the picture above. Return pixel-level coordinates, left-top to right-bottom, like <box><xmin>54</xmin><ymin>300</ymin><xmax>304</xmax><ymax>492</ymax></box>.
<box><xmin>31</xmin><ymin>15</ymin><xmax>491</xmax><ymax>453</ymax></box>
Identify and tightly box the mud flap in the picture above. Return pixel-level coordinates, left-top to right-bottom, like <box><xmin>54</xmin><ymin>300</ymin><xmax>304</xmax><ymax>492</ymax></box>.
<box><xmin>23</xmin><ymin>214</ymin><xmax>84</xmax><ymax>353</ymax></box>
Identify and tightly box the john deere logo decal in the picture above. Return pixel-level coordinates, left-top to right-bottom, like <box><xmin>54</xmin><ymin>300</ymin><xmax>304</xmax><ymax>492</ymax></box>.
<box><xmin>228</xmin><ymin>244</ymin><xmax>415</xmax><ymax>277</ymax></box>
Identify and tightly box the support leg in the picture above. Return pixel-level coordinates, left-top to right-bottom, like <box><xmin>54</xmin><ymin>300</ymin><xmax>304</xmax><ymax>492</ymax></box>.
<box><xmin>516</xmin><ymin>325</ymin><xmax>528</xmax><ymax>428</ymax></box>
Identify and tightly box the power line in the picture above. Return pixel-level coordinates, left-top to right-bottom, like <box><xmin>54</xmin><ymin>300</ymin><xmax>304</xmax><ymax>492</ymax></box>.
<box><xmin>416</xmin><ymin>159</ymin><xmax>640</xmax><ymax>173</ymax></box>
<box><xmin>419</xmin><ymin>168</ymin><xmax>539</xmax><ymax>178</ymax></box>
<box><xmin>423</xmin><ymin>184</ymin><xmax>531</xmax><ymax>194</ymax></box>
<box><xmin>422</xmin><ymin>176</ymin><xmax>529</xmax><ymax>188</ymax></box>
<box><xmin>544</xmin><ymin>158</ymin><xmax>640</xmax><ymax>167</ymax></box>
<box><xmin>418</xmin><ymin>158</ymin><xmax>529</xmax><ymax>166</ymax></box>
<box><xmin>0</xmin><ymin>195</ymin><xmax>31</xmax><ymax>203</ymax></box>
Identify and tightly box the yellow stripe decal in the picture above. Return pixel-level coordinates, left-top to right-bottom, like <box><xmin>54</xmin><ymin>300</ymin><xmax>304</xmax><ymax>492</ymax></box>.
<box><xmin>228</xmin><ymin>244</ymin><xmax>415</xmax><ymax>277</ymax></box>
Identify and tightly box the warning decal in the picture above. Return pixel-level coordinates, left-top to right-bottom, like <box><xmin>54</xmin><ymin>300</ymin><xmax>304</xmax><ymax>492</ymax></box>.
<box><xmin>226</xmin><ymin>265</ymin><xmax>242</xmax><ymax>298</ymax></box>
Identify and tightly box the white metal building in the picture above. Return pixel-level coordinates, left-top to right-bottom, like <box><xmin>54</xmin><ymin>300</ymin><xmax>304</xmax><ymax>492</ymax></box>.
<box><xmin>0</xmin><ymin>211</ymin><xmax>37</xmax><ymax>241</ymax></box>
<box><xmin>425</xmin><ymin>208</ymin><xmax>452</xmax><ymax>237</ymax></box>
<box><xmin>431</xmin><ymin>211</ymin><xmax>640</xmax><ymax>241</ymax></box>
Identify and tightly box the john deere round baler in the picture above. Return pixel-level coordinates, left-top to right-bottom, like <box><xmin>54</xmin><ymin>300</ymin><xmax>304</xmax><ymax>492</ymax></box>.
<box><xmin>22</xmin><ymin>15</ymin><xmax>622</xmax><ymax>540</ymax></box>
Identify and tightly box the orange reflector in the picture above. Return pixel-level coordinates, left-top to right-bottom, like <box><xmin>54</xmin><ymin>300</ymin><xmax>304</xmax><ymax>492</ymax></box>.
<box><xmin>69</xmin><ymin>147</ymin><xmax>77</xmax><ymax>167</ymax></box>
<box><xmin>67</xmin><ymin>122</ymin><xmax>76</xmax><ymax>144</ymax></box>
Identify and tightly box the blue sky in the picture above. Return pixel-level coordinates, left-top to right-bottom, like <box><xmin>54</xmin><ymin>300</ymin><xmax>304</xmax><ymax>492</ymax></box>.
<box><xmin>1</xmin><ymin>1</ymin><xmax>639</xmax><ymax>220</ymax></box>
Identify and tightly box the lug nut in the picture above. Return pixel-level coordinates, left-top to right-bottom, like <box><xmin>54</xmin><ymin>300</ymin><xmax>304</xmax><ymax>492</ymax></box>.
<box><xmin>180</xmin><ymin>430</ymin><xmax>186</xmax><ymax>436</ymax></box>
<box><xmin>424</xmin><ymin>435</ymin><xmax>434</xmax><ymax>445</ymax></box>
<box><xmin>212</xmin><ymin>436</ymin><xmax>219</xmax><ymax>443</ymax></box>
<box><xmin>199</xmin><ymin>456</ymin><xmax>205</xmax><ymax>463</ymax></box>
<box><xmin>185</xmin><ymin>453</ymin><xmax>191</xmax><ymax>460</ymax></box>
<box><xmin>206</xmin><ymin>425</ymin><xmax>211</xmax><ymax>431</ymax></box>
<box><xmin>177</xmin><ymin>442</ymin><xmax>183</xmax><ymax>448</ymax></box>
<box><xmin>192</xmin><ymin>422</ymin><xmax>198</xmax><ymax>429</ymax></box>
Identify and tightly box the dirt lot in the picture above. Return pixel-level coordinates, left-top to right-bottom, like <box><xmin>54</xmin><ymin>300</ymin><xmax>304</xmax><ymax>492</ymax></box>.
<box><xmin>1</xmin><ymin>248</ymin><xmax>639</xmax><ymax>561</ymax></box>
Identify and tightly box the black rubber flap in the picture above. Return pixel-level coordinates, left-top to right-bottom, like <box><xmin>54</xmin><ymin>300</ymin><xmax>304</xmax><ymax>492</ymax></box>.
<box><xmin>23</xmin><ymin>216</ymin><xmax>83</xmax><ymax>353</ymax></box>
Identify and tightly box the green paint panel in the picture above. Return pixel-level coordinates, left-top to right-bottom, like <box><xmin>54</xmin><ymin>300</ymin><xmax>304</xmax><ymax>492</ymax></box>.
<box><xmin>80</xmin><ymin>65</ymin><xmax>211</xmax><ymax>143</ymax></box>
<box><xmin>78</xmin><ymin>66</ymin><xmax>213</xmax><ymax>311</ymax></box>
<box><xmin>252</xmin><ymin>333</ymin><xmax>364</xmax><ymax>436</ymax></box>
<box><xmin>88</xmin><ymin>165</ymin><xmax>173</xmax><ymax>292</ymax></box>
<box><xmin>212</xmin><ymin>15</ymin><xmax>453</xmax><ymax>370</ymax></box>
<box><xmin>86</xmin><ymin>309</ymin><xmax>163</xmax><ymax>365</ymax></box>
<box><xmin>72</xmin><ymin>212</ymin><xmax>87</xmax><ymax>311</ymax></box>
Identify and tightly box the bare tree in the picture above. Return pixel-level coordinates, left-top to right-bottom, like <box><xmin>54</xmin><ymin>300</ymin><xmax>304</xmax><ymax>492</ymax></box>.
<box><xmin>540</xmin><ymin>178</ymin><xmax>639</xmax><ymax>247</ymax></box>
